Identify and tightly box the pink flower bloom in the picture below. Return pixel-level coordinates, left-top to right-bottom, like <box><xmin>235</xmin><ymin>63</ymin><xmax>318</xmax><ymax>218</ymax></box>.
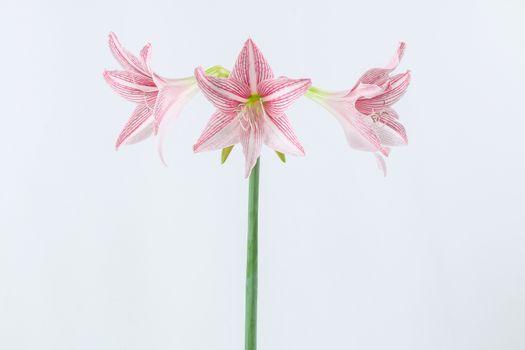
<box><xmin>306</xmin><ymin>42</ymin><xmax>410</xmax><ymax>176</ymax></box>
<box><xmin>103</xmin><ymin>32</ymin><xmax>200</xmax><ymax>162</ymax></box>
<box><xmin>194</xmin><ymin>39</ymin><xmax>311</xmax><ymax>177</ymax></box>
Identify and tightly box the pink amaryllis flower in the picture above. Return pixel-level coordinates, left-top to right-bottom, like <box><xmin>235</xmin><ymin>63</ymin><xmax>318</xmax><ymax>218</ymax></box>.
<box><xmin>103</xmin><ymin>32</ymin><xmax>227</xmax><ymax>162</ymax></box>
<box><xmin>306</xmin><ymin>42</ymin><xmax>410</xmax><ymax>175</ymax></box>
<box><xmin>193</xmin><ymin>39</ymin><xmax>311</xmax><ymax>177</ymax></box>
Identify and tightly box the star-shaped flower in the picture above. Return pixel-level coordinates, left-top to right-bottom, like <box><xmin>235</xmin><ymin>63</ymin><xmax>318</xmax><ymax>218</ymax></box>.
<box><xmin>193</xmin><ymin>39</ymin><xmax>311</xmax><ymax>177</ymax></box>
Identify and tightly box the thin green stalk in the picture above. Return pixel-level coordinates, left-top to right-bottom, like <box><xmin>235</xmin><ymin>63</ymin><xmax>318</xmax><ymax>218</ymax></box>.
<box><xmin>245</xmin><ymin>158</ymin><xmax>260</xmax><ymax>350</ymax></box>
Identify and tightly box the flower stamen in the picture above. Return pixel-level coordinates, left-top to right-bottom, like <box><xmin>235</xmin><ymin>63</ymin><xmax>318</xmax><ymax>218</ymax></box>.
<box><xmin>238</xmin><ymin>95</ymin><xmax>264</xmax><ymax>131</ymax></box>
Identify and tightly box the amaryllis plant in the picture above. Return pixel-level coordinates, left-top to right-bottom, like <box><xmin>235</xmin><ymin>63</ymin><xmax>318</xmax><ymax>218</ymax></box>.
<box><xmin>104</xmin><ymin>33</ymin><xmax>411</xmax><ymax>350</ymax></box>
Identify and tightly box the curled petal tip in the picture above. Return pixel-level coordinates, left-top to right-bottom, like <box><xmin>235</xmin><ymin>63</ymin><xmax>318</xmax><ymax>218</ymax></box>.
<box><xmin>397</xmin><ymin>42</ymin><xmax>406</xmax><ymax>56</ymax></box>
<box><xmin>102</xmin><ymin>70</ymin><xmax>114</xmax><ymax>84</ymax></box>
<box><xmin>158</xmin><ymin>148</ymin><xmax>169</xmax><ymax>167</ymax></box>
<box><xmin>102</xmin><ymin>70</ymin><xmax>117</xmax><ymax>84</ymax></box>
<box><xmin>375</xmin><ymin>154</ymin><xmax>388</xmax><ymax>177</ymax></box>
<box><xmin>108</xmin><ymin>32</ymin><xmax>119</xmax><ymax>46</ymax></box>
<box><xmin>303</xmin><ymin>78</ymin><xmax>313</xmax><ymax>88</ymax></box>
<box><xmin>194</xmin><ymin>66</ymin><xmax>206</xmax><ymax>79</ymax></box>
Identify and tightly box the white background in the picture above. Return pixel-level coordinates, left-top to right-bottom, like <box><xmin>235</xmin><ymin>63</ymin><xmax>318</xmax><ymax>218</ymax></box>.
<box><xmin>1</xmin><ymin>0</ymin><xmax>524</xmax><ymax>349</ymax></box>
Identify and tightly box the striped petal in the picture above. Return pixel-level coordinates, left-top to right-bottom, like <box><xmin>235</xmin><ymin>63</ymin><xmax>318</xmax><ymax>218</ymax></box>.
<box><xmin>194</xmin><ymin>67</ymin><xmax>250</xmax><ymax>113</ymax></box>
<box><xmin>369</xmin><ymin>108</ymin><xmax>408</xmax><ymax>146</ymax></box>
<box><xmin>125</xmin><ymin>120</ymin><xmax>154</xmax><ymax>145</ymax></box>
<box><xmin>354</xmin><ymin>42</ymin><xmax>406</xmax><ymax>87</ymax></box>
<box><xmin>108</xmin><ymin>32</ymin><xmax>150</xmax><ymax>77</ymax></box>
<box><xmin>115</xmin><ymin>104</ymin><xmax>153</xmax><ymax>149</ymax></box>
<box><xmin>374</xmin><ymin>153</ymin><xmax>387</xmax><ymax>177</ymax></box>
<box><xmin>104</xmin><ymin>70</ymin><xmax>156</xmax><ymax>88</ymax></box>
<box><xmin>264</xmin><ymin>114</ymin><xmax>305</xmax><ymax>156</ymax></box>
<box><xmin>103</xmin><ymin>70</ymin><xmax>158</xmax><ymax>105</ymax></box>
<box><xmin>140</xmin><ymin>43</ymin><xmax>152</xmax><ymax>73</ymax></box>
<box><xmin>193</xmin><ymin>111</ymin><xmax>240</xmax><ymax>152</ymax></box>
<box><xmin>308</xmin><ymin>94</ymin><xmax>387</xmax><ymax>155</ymax></box>
<box><xmin>230</xmin><ymin>39</ymin><xmax>274</xmax><ymax>94</ymax></box>
<box><xmin>240</xmin><ymin>117</ymin><xmax>264</xmax><ymax>178</ymax></box>
<box><xmin>152</xmin><ymin>78</ymin><xmax>199</xmax><ymax>134</ymax></box>
<box><xmin>154</xmin><ymin>84</ymin><xmax>199</xmax><ymax>165</ymax></box>
<box><xmin>341</xmin><ymin>113</ymin><xmax>387</xmax><ymax>155</ymax></box>
<box><xmin>356</xmin><ymin>71</ymin><xmax>411</xmax><ymax>113</ymax></box>
<box><xmin>259</xmin><ymin>78</ymin><xmax>311</xmax><ymax>118</ymax></box>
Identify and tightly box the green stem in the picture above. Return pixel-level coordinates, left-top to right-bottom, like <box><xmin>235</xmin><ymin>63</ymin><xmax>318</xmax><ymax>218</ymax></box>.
<box><xmin>245</xmin><ymin>158</ymin><xmax>260</xmax><ymax>350</ymax></box>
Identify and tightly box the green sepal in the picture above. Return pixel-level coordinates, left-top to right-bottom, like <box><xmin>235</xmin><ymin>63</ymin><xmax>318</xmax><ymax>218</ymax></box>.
<box><xmin>221</xmin><ymin>145</ymin><xmax>234</xmax><ymax>164</ymax></box>
<box><xmin>206</xmin><ymin>65</ymin><xmax>231</xmax><ymax>78</ymax></box>
<box><xmin>275</xmin><ymin>151</ymin><xmax>286</xmax><ymax>163</ymax></box>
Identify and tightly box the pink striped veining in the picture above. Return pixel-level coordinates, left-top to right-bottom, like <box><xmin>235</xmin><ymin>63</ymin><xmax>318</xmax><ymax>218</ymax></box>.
<box><xmin>104</xmin><ymin>32</ymin><xmax>199</xmax><ymax>159</ymax></box>
<box><xmin>306</xmin><ymin>42</ymin><xmax>411</xmax><ymax>176</ymax></box>
<box><xmin>193</xmin><ymin>38</ymin><xmax>311</xmax><ymax>177</ymax></box>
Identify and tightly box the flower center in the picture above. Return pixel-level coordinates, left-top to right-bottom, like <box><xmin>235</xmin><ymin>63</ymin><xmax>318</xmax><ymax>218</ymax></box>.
<box><xmin>368</xmin><ymin>109</ymin><xmax>390</xmax><ymax>130</ymax></box>
<box><xmin>370</xmin><ymin>109</ymin><xmax>388</xmax><ymax>123</ymax></box>
<box><xmin>239</xmin><ymin>95</ymin><xmax>264</xmax><ymax>131</ymax></box>
<box><xmin>245</xmin><ymin>94</ymin><xmax>262</xmax><ymax>107</ymax></box>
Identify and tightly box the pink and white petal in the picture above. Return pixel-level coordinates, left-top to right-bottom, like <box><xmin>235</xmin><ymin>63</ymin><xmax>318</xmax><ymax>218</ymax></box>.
<box><xmin>385</xmin><ymin>42</ymin><xmax>406</xmax><ymax>70</ymax></box>
<box><xmin>353</xmin><ymin>42</ymin><xmax>406</xmax><ymax>87</ymax></box>
<box><xmin>370</xmin><ymin>110</ymin><xmax>408</xmax><ymax>146</ymax></box>
<box><xmin>125</xmin><ymin>120</ymin><xmax>154</xmax><ymax>145</ymax></box>
<box><xmin>151</xmin><ymin>87</ymin><xmax>199</xmax><ymax>165</ymax></box>
<box><xmin>374</xmin><ymin>153</ymin><xmax>387</xmax><ymax>177</ymax></box>
<box><xmin>152</xmin><ymin>83</ymin><xmax>199</xmax><ymax>134</ymax></box>
<box><xmin>152</xmin><ymin>72</ymin><xmax>196</xmax><ymax>89</ymax></box>
<box><xmin>355</xmin><ymin>69</ymin><xmax>391</xmax><ymax>88</ymax></box>
<box><xmin>115</xmin><ymin>104</ymin><xmax>153</xmax><ymax>149</ymax></box>
<box><xmin>104</xmin><ymin>70</ymin><xmax>158</xmax><ymax>104</ymax></box>
<box><xmin>240</xmin><ymin>120</ymin><xmax>264</xmax><ymax>178</ymax></box>
<box><xmin>264</xmin><ymin>114</ymin><xmax>305</xmax><ymax>156</ymax></box>
<box><xmin>193</xmin><ymin>110</ymin><xmax>240</xmax><ymax>152</ymax></box>
<box><xmin>356</xmin><ymin>71</ymin><xmax>411</xmax><ymax>113</ymax></box>
<box><xmin>383</xmin><ymin>107</ymin><xmax>399</xmax><ymax>119</ymax></box>
<box><xmin>379</xmin><ymin>71</ymin><xmax>411</xmax><ymax>104</ymax></box>
<box><xmin>259</xmin><ymin>78</ymin><xmax>311</xmax><ymax>118</ymax></box>
<box><xmin>104</xmin><ymin>70</ymin><xmax>156</xmax><ymax>89</ymax></box>
<box><xmin>195</xmin><ymin>67</ymin><xmax>250</xmax><ymax>112</ymax></box>
<box><xmin>140</xmin><ymin>43</ymin><xmax>152</xmax><ymax>73</ymax></box>
<box><xmin>343</xmin><ymin>115</ymin><xmax>386</xmax><ymax>154</ymax></box>
<box><xmin>347</xmin><ymin>82</ymin><xmax>385</xmax><ymax>101</ymax></box>
<box><xmin>306</xmin><ymin>87</ymin><xmax>351</xmax><ymax>101</ymax></box>
<box><xmin>108</xmin><ymin>32</ymin><xmax>150</xmax><ymax>77</ymax></box>
<box><xmin>325</xmin><ymin>102</ymin><xmax>388</xmax><ymax>155</ymax></box>
<box><xmin>230</xmin><ymin>39</ymin><xmax>274</xmax><ymax>93</ymax></box>
<box><xmin>307</xmin><ymin>91</ymin><xmax>391</xmax><ymax>155</ymax></box>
